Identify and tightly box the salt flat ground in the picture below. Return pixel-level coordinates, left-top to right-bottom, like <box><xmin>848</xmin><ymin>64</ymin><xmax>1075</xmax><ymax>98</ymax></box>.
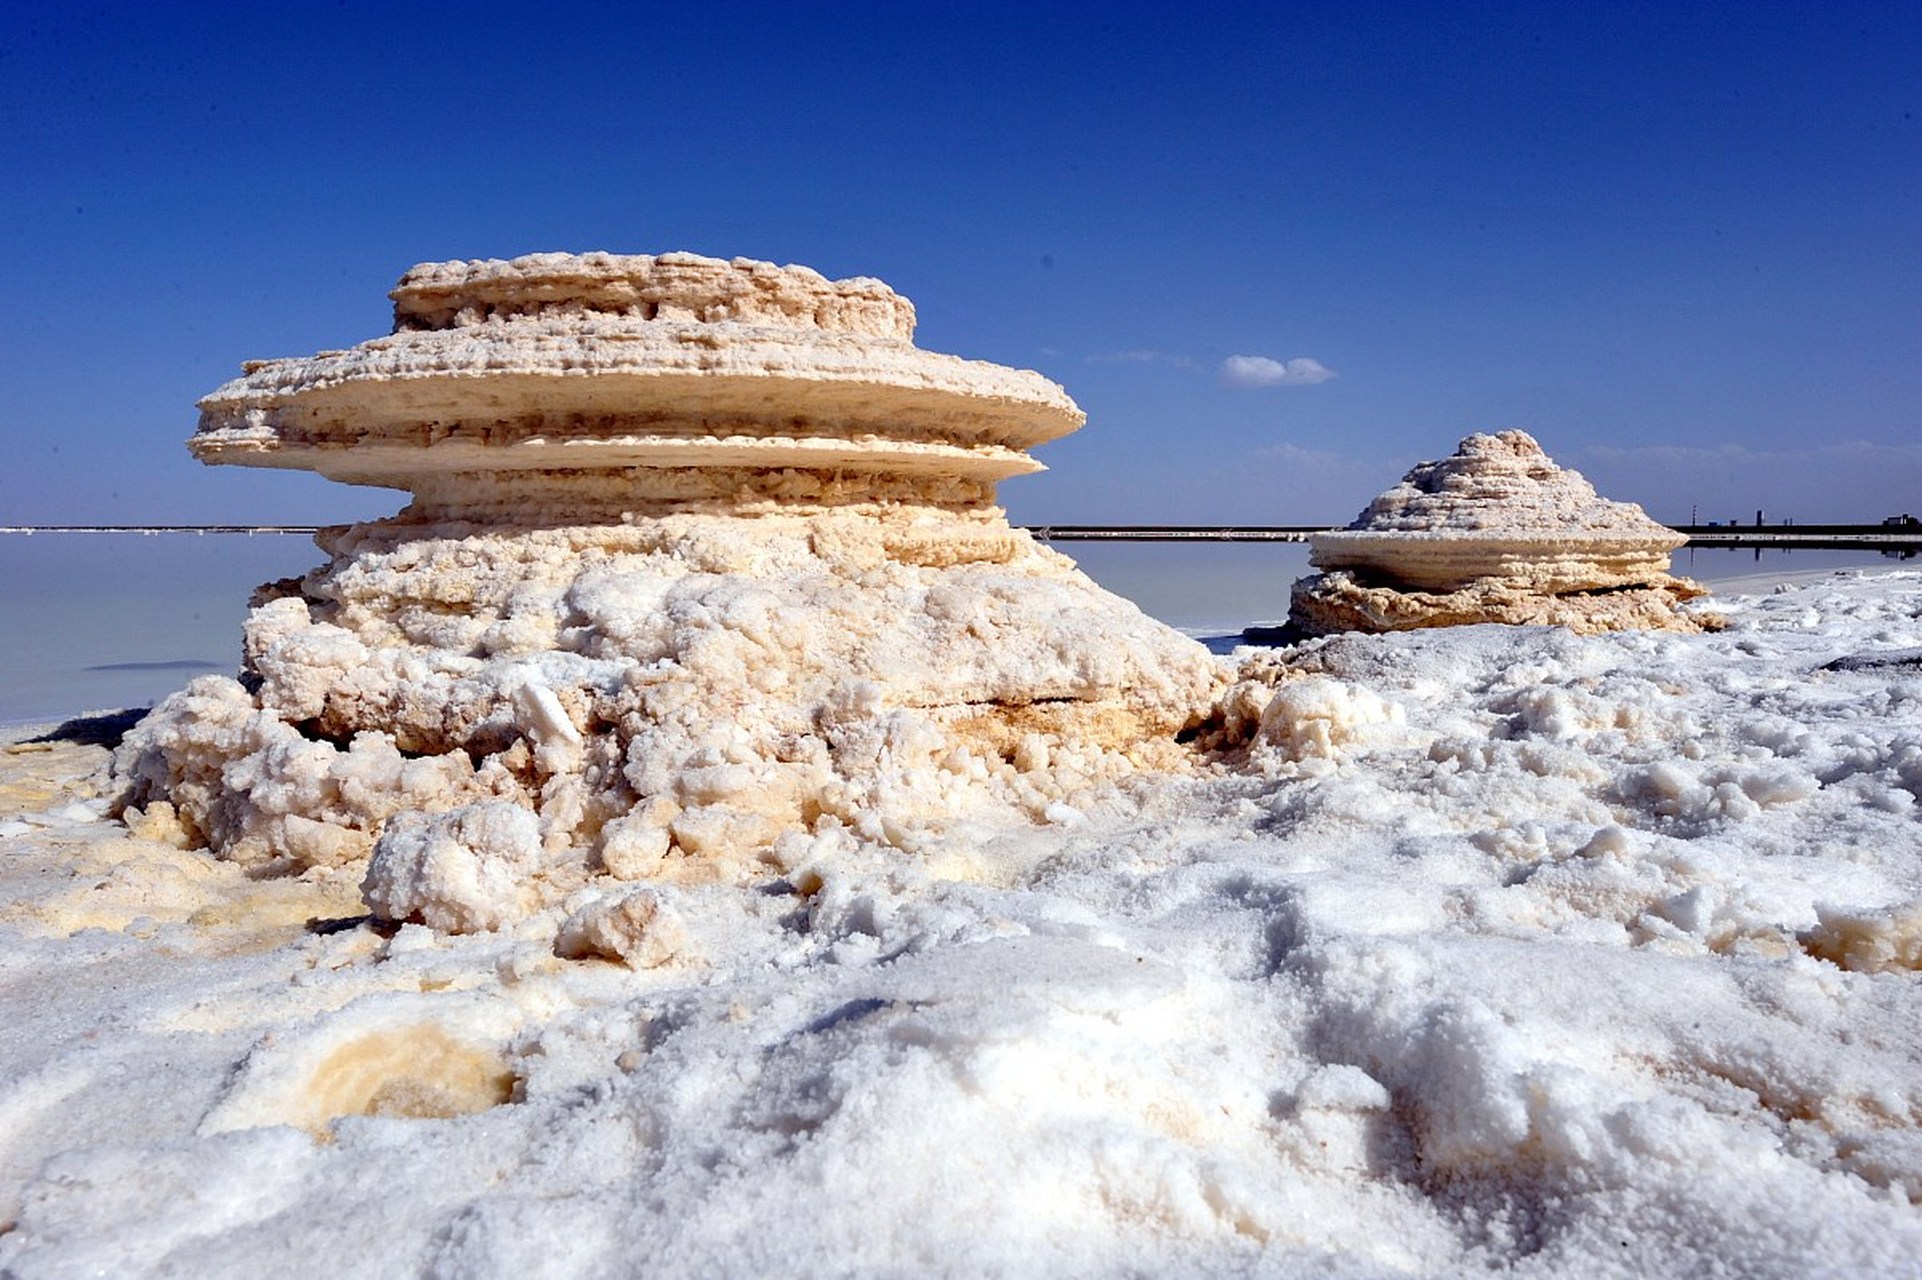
<box><xmin>1</xmin><ymin>570</ymin><xmax>1920</xmax><ymax>1276</ymax></box>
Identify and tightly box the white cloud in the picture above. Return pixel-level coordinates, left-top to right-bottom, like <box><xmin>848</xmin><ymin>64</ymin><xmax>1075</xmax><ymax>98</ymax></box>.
<box><xmin>1220</xmin><ymin>355</ymin><xmax>1337</xmax><ymax>388</ymax></box>
<box><xmin>1084</xmin><ymin>349</ymin><xmax>1203</xmax><ymax>372</ymax></box>
<box><xmin>1250</xmin><ymin>441</ymin><xmax>1359</xmax><ymax>469</ymax></box>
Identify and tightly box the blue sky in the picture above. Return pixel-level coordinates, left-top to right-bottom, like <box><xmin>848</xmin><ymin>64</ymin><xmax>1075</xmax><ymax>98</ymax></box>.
<box><xmin>3</xmin><ymin>1</ymin><xmax>1916</xmax><ymax>528</ymax></box>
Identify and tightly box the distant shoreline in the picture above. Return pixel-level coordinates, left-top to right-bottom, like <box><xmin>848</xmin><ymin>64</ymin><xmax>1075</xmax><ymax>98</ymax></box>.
<box><xmin>5</xmin><ymin>523</ymin><xmax>1920</xmax><ymax>552</ymax></box>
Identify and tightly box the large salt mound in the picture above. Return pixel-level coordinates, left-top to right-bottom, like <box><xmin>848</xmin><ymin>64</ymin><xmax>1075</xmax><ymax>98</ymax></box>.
<box><xmin>117</xmin><ymin>253</ymin><xmax>1225</xmax><ymax>920</ymax></box>
<box><xmin>1291</xmin><ymin>431</ymin><xmax>1713</xmax><ymax>635</ymax></box>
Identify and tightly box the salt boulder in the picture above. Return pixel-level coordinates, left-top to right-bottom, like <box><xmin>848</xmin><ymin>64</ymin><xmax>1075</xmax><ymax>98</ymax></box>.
<box><xmin>1290</xmin><ymin>431</ymin><xmax>1713</xmax><ymax>635</ymax></box>
<box><xmin>361</xmin><ymin>803</ymin><xmax>544</xmax><ymax>933</ymax></box>
<box><xmin>553</xmin><ymin>886</ymin><xmax>687</xmax><ymax>968</ymax></box>
<box><xmin>118</xmin><ymin>252</ymin><xmax>1225</xmax><ymax>902</ymax></box>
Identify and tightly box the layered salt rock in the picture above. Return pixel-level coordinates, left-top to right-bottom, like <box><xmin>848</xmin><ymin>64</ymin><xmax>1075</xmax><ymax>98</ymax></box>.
<box><xmin>117</xmin><ymin>253</ymin><xmax>1224</xmax><ymax>924</ymax></box>
<box><xmin>193</xmin><ymin>252</ymin><xmax>1084</xmax><ymax>501</ymax></box>
<box><xmin>1290</xmin><ymin>431</ymin><xmax>1713</xmax><ymax>636</ymax></box>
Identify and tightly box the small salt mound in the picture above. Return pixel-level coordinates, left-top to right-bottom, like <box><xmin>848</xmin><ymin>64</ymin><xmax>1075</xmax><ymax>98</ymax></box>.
<box><xmin>553</xmin><ymin>886</ymin><xmax>689</xmax><ymax>967</ymax></box>
<box><xmin>1253</xmin><ymin>676</ymin><xmax>1409</xmax><ymax>767</ymax></box>
<box><xmin>1291</xmin><ymin>430</ymin><xmax>1714</xmax><ymax>635</ymax></box>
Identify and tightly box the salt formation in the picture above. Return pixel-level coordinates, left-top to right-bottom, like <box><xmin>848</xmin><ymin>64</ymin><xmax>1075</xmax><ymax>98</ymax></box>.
<box><xmin>1290</xmin><ymin>430</ymin><xmax>1712</xmax><ymax>635</ymax></box>
<box><xmin>117</xmin><ymin>253</ymin><xmax>1223</xmax><ymax>923</ymax></box>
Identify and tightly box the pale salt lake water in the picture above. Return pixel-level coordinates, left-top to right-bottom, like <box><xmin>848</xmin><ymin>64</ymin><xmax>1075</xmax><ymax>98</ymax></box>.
<box><xmin>0</xmin><ymin>533</ymin><xmax>1910</xmax><ymax>725</ymax></box>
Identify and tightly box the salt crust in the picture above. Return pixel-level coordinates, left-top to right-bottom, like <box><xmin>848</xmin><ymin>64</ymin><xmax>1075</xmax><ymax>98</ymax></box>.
<box><xmin>1292</xmin><ymin>430</ymin><xmax>1712</xmax><ymax>635</ymax></box>
<box><xmin>5</xmin><ymin>572</ymin><xmax>1922</xmax><ymax>1274</ymax></box>
<box><xmin>119</xmin><ymin>253</ymin><xmax>1230</xmax><ymax>931</ymax></box>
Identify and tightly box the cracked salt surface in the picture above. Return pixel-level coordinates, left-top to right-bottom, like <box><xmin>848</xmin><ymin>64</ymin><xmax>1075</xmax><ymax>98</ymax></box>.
<box><xmin>2</xmin><ymin>570</ymin><xmax>1921</xmax><ymax>1277</ymax></box>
